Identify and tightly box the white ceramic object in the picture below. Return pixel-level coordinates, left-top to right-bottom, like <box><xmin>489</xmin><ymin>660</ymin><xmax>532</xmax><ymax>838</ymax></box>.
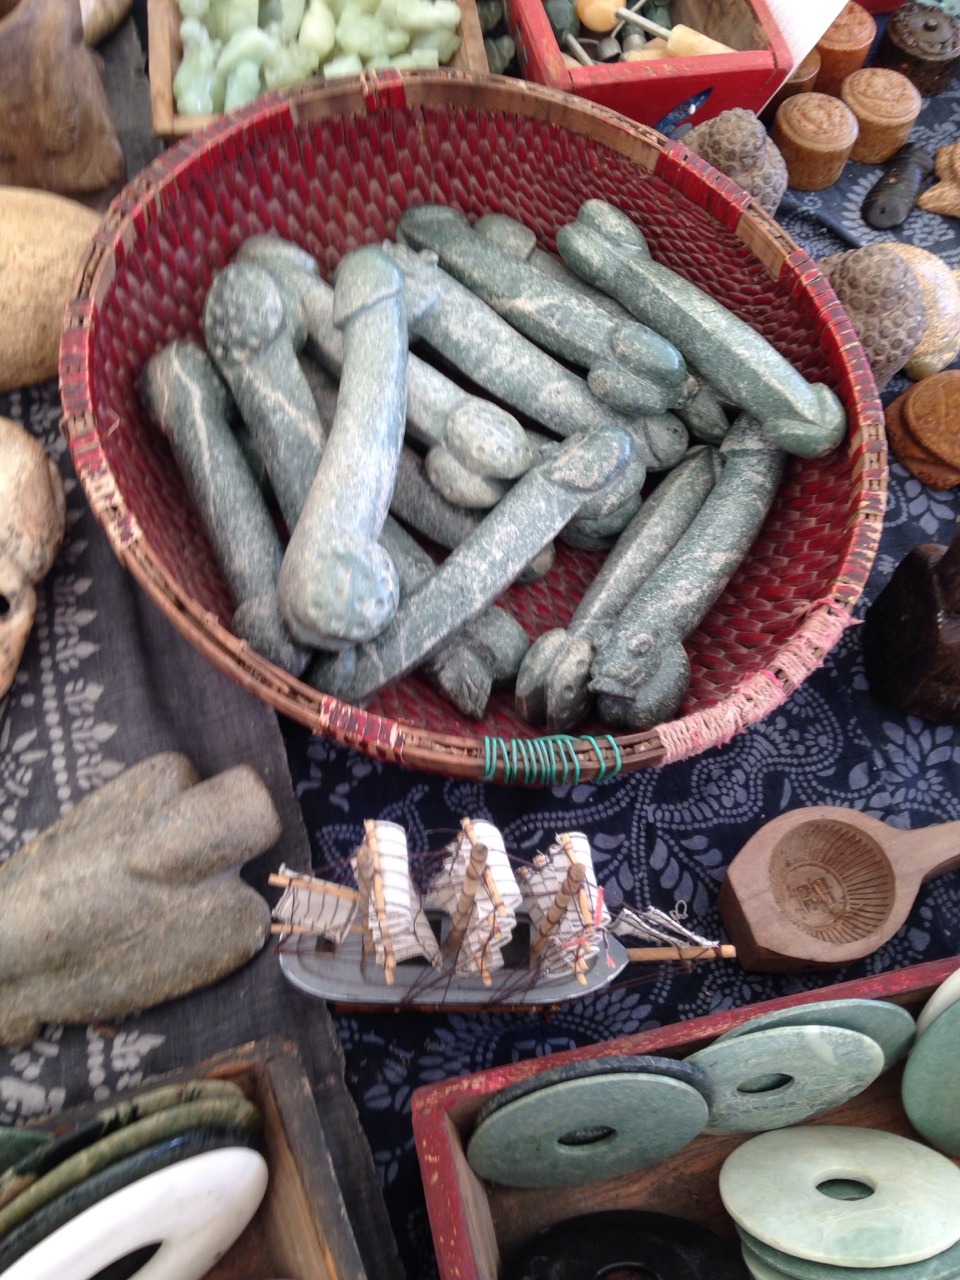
<box><xmin>0</xmin><ymin>1146</ymin><xmax>268</xmax><ymax>1280</ymax></box>
<box><xmin>917</xmin><ymin>967</ymin><xmax>960</xmax><ymax>1036</ymax></box>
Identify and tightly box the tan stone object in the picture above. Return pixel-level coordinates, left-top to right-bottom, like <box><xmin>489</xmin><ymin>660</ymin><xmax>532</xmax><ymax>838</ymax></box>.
<box><xmin>0</xmin><ymin>416</ymin><xmax>66</xmax><ymax>698</ymax></box>
<box><xmin>918</xmin><ymin>140</ymin><xmax>960</xmax><ymax>218</ymax></box>
<box><xmin>886</xmin><ymin>243</ymin><xmax>960</xmax><ymax>379</ymax></box>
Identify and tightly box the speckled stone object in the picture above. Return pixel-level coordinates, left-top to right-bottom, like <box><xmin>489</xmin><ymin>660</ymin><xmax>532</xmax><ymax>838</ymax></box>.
<box><xmin>0</xmin><ymin>753</ymin><xmax>278</xmax><ymax>1045</ymax></box>
<box><xmin>902</xmin><ymin>995</ymin><xmax>960</xmax><ymax>1154</ymax></box>
<box><xmin>720</xmin><ymin>1127</ymin><xmax>960</xmax><ymax>1266</ymax></box>
<box><xmin>557</xmin><ymin>200</ymin><xmax>846</xmax><ymax>458</ymax></box>
<box><xmin>139</xmin><ymin>341</ymin><xmax>309</xmax><ymax>675</ymax></box>
<box><xmin>740</xmin><ymin>1226</ymin><xmax>960</xmax><ymax>1280</ymax></box>
<box><xmin>683</xmin><ymin>109</ymin><xmax>789</xmax><ymax>215</ymax></box>
<box><xmin>467</xmin><ymin>1056</ymin><xmax>712</xmax><ymax>1187</ymax></box>
<box><xmin>717</xmin><ymin>997</ymin><xmax>916</xmax><ymax>1070</ymax></box>
<box><xmin>689</xmin><ymin>1023</ymin><xmax>885</xmax><ymax>1133</ymax></box>
<box><xmin>589</xmin><ymin>417</ymin><xmax>784</xmax><ymax>732</ymax></box>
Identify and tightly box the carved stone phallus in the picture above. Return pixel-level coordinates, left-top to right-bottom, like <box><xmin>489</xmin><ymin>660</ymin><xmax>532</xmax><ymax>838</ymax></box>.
<box><xmin>683</xmin><ymin>108</ymin><xmax>789</xmax><ymax>216</ymax></box>
<box><xmin>0</xmin><ymin>0</ymin><xmax>125</xmax><ymax>195</ymax></box>
<box><xmin>819</xmin><ymin>245</ymin><xmax>926</xmax><ymax>390</ymax></box>
<box><xmin>0</xmin><ymin>416</ymin><xmax>66</xmax><ymax>699</ymax></box>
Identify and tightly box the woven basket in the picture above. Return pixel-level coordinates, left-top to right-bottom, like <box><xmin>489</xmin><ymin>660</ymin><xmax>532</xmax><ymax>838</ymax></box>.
<box><xmin>59</xmin><ymin>72</ymin><xmax>886</xmax><ymax>786</ymax></box>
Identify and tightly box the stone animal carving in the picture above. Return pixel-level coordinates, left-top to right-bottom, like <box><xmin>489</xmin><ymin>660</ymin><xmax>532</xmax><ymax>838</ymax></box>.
<box><xmin>0</xmin><ymin>417</ymin><xmax>66</xmax><ymax>699</ymax></box>
<box><xmin>0</xmin><ymin>0</ymin><xmax>125</xmax><ymax>194</ymax></box>
<box><xmin>0</xmin><ymin>753</ymin><xmax>280</xmax><ymax>1044</ymax></box>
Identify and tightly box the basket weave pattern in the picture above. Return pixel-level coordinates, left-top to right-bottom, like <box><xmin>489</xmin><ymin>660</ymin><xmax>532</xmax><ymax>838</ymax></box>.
<box><xmin>59</xmin><ymin>73</ymin><xmax>886</xmax><ymax>783</ymax></box>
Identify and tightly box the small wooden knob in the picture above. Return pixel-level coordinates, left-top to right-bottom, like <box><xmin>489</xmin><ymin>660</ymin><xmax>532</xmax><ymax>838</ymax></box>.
<box><xmin>815</xmin><ymin>2</ymin><xmax>877</xmax><ymax>97</ymax></box>
<box><xmin>841</xmin><ymin>68</ymin><xmax>923</xmax><ymax>163</ymax></box>
<box><xmin>771</xmin><ymin>93</ymin><xmax>859</xmax><ymax>191</ymax></box>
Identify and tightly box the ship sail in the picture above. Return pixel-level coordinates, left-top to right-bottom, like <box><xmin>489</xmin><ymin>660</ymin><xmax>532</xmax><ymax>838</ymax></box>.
<box><xmin>517</xmin><ymin>832</ymin><xmax>610</xmax><ymax>981</ymax></box>
<box><xmin>271</xmin><ymin>866</ymin><xmax>361</xmax><ymax>943</ymax></box>
<box><xmin>352</xmin><ymin>820</ymin><xmax>440</xmax><ymax>983</ymax></box>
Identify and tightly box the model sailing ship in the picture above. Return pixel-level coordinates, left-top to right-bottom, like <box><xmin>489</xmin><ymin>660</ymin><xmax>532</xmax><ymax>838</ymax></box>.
<box><xmin>271</xmin><ymin>818</ymin><xmax>729</xmax><ymax>1008</ymax></box>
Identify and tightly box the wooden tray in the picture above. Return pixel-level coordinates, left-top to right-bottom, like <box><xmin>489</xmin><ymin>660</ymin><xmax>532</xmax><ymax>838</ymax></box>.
<box><xmin>502</xmin><ymin>0</ymin><xmax>793</xmax><ymax>129</ymax></box>
<box><xmin>411</xmin><ymin>956</ymin><xmax>960</xmax><ymax>1280</ymax></box>
<box><xmin>147</xmin><ymin>0</ymin><xmax>490</xmax><ymax>138</ymax></box>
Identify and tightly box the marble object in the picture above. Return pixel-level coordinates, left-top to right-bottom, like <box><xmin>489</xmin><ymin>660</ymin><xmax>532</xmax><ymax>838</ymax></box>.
<box><xmin>506</xmin><ymin>1210</ymin><xmax>751</xmax><ymax>1280</ymax></box>
<box><xmin>278</xmin><ymin>247</ymin><xmax>407</xmax><ymax>650</ymax></box>
<box><xmin>902</xmin><ymin>996</ymin><xmax>960</xmax><ymax>1154</ymax></box>
<box><xmin>466</xmin><ymin>1056</ymin><xmax>711</xmax><ymax>1187</ymax></box>
<box><xmin>862</xmin><ymin>144</ymin><xmax>936</xmax><ymax>230</ymax></box>
<box><xmin>308</xmin><ymin>425</ymin><xmax>631</xmax><ymax>703</ymax></box>
<box><xmin>719</xmin><ymin>1127</ymin><xmax>960</xmax><ymax>1266</ymax></box>
<box><xmin>0</xmin><ymin>1127</ymin><xmax>256</xmax><ymax>1272</ymax></box>
<box><xmin>917</xmin><ymin>966</ymin><xmax>960</xmax><ymax>1035</ymax></box>
<box><xmin>717</xmin><ymin>997</ymin><xmax>916</xmax><ymax>1070</ymax></box>
<box><xmin>397</xmin><ymin>204</ymin><xmax>688</xmax><ymax>415</ymax></box>
<box><xmin>740</xmin><ymin>1227</ymin><xmax>960</xmax><ymax>1280</ymax></box>
<box><xmin>379</xmin><ymin>519</ymin><xmax>529</xmax><ymax>718</ymax></box>
<box><xmin>690</xmin><ymin>1024</ymin><xmax>884</xmax><ymax>1134</ymax></box>
<box><xmin>0</xmin><ymin>1131</ymin><xmax>48</xmax><ymax>1177</ymax></box>
<box><xmin>818</xmin><ymin>246</ymin><xmax>927</xmax><ymax>389</ymax></box>
<box><xmin>202</xmin><ymin>261</ymin><xmax>327</xmax><ymax>532</ymax></box>
<box><xmin>0</xmin><ymin>0</ymin><xmax>124</xmax><ymax>194</ymax></box>
<box><xmin>588</xmin><ymin>417</ymin><xmax>784</xmax><ymax>731</ymax></box>
<box><xmin>841</xmin><ymin>69</ymin><xmax>923</xmax><ymax>165</ymax></box>
<box><xmin>919</xmin><ymin>141</ymin><xmax>960</xmax><ymax>217</ymax></box>
<box><xmin>0</xmin><ymin>1147</ymin><xmax>268</xmax><ymax>1280</ymax></box>
<box><xmin>814</xmin><ymin>2</ymin><xmax>877</xmax><ymax>96</ymax></box>
<box><xmin>683</xmin><ymin>110</ymin><xmax>789</xmax><ymax>216</ymax></box>
<box><xmin>140</xmin><ymin>341</ymin><xmax>309</xmax><ymax>675</ymax></box>
<box><xmin>557</xmin><ymin>201</ymin><xmax>846</xmax><ymax>458</ymax></box>
<box><xmin>886</xmin><ymin>244</ymin><xmax>960</xmax><ymax>379</ymax></box>
<box><xmin>0</xmin><ymin>753</ymin><xmax>279</xmax><ymax>1044</ymax></box>
<box><xmin>0</xmin><ymin>415</ymin><xmax>66</xmax><ymax>699</ymax></box>
<box><xmin>0</xmin><ymin>1096</ymin><xmax>260</xmax><ymax>1238</ymax></box>
<box><xmin>516</xmin><ymin>445</ymin><xmax>721</xmax><ymax>729</ymax></box>
<box><xmin>874</xmin><ymin>2</ymin><xmax>960</xmax><ymax>97</ymax></box>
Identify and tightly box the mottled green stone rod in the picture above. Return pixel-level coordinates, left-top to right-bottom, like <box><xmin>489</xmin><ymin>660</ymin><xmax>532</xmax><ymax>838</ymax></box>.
<box><xmin>202</xmin><ymin>260</ymin><xmax>328</xmax><ymax>531</ymax></box>
<box><xmin>516</xmin><ymin>445</ymin><xmax>721</xmax><ymax>729</ymax></box>
<box><xmin>139</xmin><ymin>341</ymin><xmax>309</xmax><ymax>676</ymax></box>
<box><xmin>309</xmin><ymin>425</ymin><xmax>632</xmax><ymax>703</ymax></box>
<box><xmin>278</xmin><ymin>246</ymin><xmax>407</xmax><ymax>650</ymax></box>
<box><xmin>556</xmin><ymin>200</ymin><xmax>847</xmax><ymax>459</ymax></box>
<box><xmin>675</xmin><ymin>373</ymin><xmax>731</xmax><ymax>443</ymax></box>
<box><xmin>590</xmin><ymin>416</ymin><xmax>784</xmax><ymax>730</ymax></box>
<box><xmin>398</xmin><ymin>203</ymin><xmax>688</xmax><ymax>415</ymax></box>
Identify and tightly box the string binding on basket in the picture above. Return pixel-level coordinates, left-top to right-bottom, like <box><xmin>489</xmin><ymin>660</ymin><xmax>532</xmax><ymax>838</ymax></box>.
<box><xmin>483</xmin><ymin>734</ymin><xmax>623</xmax><ymax>785</ymax></box>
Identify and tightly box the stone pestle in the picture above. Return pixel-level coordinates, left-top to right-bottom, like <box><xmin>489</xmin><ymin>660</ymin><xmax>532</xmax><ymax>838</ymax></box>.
<box><xmin>139</xmin><ymin>340</ymin><xmax>310</xmax><ymax>676</ymax></box>
<box><xmin>556</xmin><ymin>200</ymin><xmax>847</xmax><ymax>459</ymax></box>
<box><xmin>589</xmin><ymin>416</ymin><xmax>784</xmax><ymax>731</ymax></box>
<box><xmin>515</xmin><ymin>444</ymin><xmax>722</xmax><ymax>729</ymax></box>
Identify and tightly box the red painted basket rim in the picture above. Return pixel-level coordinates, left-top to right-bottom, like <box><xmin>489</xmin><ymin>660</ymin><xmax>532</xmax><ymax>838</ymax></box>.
<box><xmin>58</xmin><ymin>71</ymin><xmax>887</xmax><ymax>785</ymax></box>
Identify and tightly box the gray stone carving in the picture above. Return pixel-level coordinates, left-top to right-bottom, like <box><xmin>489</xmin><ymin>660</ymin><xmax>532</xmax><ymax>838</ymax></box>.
<box><xmin>556</xmin><ymin>200</ymin><xmax>847</xmax><ymax>459</ymax></box>
<box><xmin>0</xmin><ymin>753</ymin><xmax>279</xmax><ymax>1044</ymax></box>
<box><xmin>278</xmin><ymin>247</ymin><xmax>407</xmax><ymax>650</ymax></box>
<box><xmin>308</xmin><ymin>425</ymin><xmax>633</xmax><ymax>704</ymax></box>
<box><xmin>139</xmin><ymin>341</ymin><xmax>309</xmax><ymax>676</ymax></box>
<box><xmin>516</xmin><ymin>445</ymin><xmax>722</xmax><ymax>729</ymax></box>
<box><xmin>674</xmin><ymin>374</ymin><xmax>731</xmax><ymax>444</ymax></box>
<box><xmin>397</xmin><ymin>204</ymin><xmax>688</xmax><ymax>415</ymax></box>
<box><xmin>589</xmin><ymin>416</ymin><xmax>785</xmax><ymax>731</ymax></box>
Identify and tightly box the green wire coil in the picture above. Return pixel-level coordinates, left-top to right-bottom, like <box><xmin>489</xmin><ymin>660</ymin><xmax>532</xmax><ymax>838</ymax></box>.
<box><xmin>482</xmin><ymin>733</ymin><xmax>623</xmax><ymax>784</ymax></box>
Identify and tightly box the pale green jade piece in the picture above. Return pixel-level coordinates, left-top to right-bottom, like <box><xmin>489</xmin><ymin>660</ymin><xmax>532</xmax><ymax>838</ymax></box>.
<box><xmin>238</xmin><ymin>235</ymin><xmax>533</xmax><ymax>481</ymax></box>
<box><xmin>216</xmin><ymin>26</ymin><xmax>278</xmax><ymax>76</ymax></box>
<box><xmin>718</xmin><ymin>997</ymin><xmax>916</xmax><ymax>1071</ymax></box>
<box><xmin>202</xmin><ymin>262</ymin><xmax>328</xmax><ymax>533</ymax></box>
<box><xmin>279</xmin><ymin>246</ymin><xmax>407</xmax><ymax>650</ymax></box>
<box><xmin>263</xmin><ymin>40</ymin><xmax>321</xmax><ymax>87</ymax></box>
<box><xmin>398</xmin><ymin>204</ymin><xmax>688</xmax><ymax>417</ymax></box>
<box><xmin>138</xmin><ymin>341</ymin><xmax>309</xmax><ymax>676</ymax></box>
<box><xmin>180</xmin><ymin>0</ymin><xmax>210</xmax><ymax>18</ymax></box>
<box><xmin>298</xmin><ymin>0</ymin><xmax>337</xmax><ymax>55</ymax></box>
<box><xmin>378</xmin><ymin>0</ymin><xmax>461</xmax><ymax>32</ymax></box>
<box><xmin>278</xmin><ymin>0</ymin><xmax>305</xmax><ymax>37</ymax></box>
<box><xmin>901</xmin><ymin>996</ymin><xmax>960</xmax><ymax>1155</ymax></box>
<box><xmin>223</xmin><ymin>58</ymin><xmax>262</xmax><ymax>109</ymax></box>
<box><xmin>309</xmin><ymin>426</ymin><xmax>632</xmax><ymax>703</ymax></box>
<box><xmin>174</xmin><ymin>19</ymin><xmax>226</xmax><ymax>115</ymax></box>
<box><xmin>516</xmin><ymin>444</ymin><xmax>721</xmax><ymax>729</ymax></box>
<box><xmin>208</xmin><ymin>0</ymin><xmax>258</xmax><ymax>38</ymax></box>
<box><xmin>259</xmin><ymin>0</ymin><xmax>282</xmax><ymax>21</ymax></box>
<box><xmin>388</xmin><ymin>46</ymin><xmax>439</xmax><ymax>65</ymax></box>
<box><xmin>556</xmin><ymin>200</ymin><xmax>847</xmax><ymax>459</ymax></box>
<box><xmin>741</xmin><ymin>1226</ymin><xmax>960</xmax><ymax>1280</ymax></box>
<box><xmin>336</xmin><ymin>6</ymin><xmax>409</xmax><ymax>57</ymax></box>
<box><xmin>411</xmin><ymin>27</ymin><xmax>460</xmax><ymax>57</ymax></box>
<box><xmin>916</xmin><ymin>966</ymin><xmax>960</xmax><ymax>1035</ymax></box>
<box><xmin>719</xmin><ymin>1127</ymin><xmax>960</xmax><ymax>1268</ymax></box>
<box><xmin>590</xmin><ymin>415</ymin><xmax>784</xmax><ymax>731</ymax></box>
<box><xmin>425</xmin><ymin>447</ymin><xmax>508</xmax><ymax>509</ymax></box>
<box><xmin>324</xmin><ymin>52</ymin><xmax>364</xmax><ymax>75</ymax></box>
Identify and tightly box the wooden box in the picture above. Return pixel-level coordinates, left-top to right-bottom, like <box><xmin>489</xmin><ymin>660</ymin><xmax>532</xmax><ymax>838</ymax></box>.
<box><xmin>147</xmin><ymin>0</ymin><xmax>490</xmax><ymax>138</ymax></box>
<box><xmin>412</xmin><ymin>956</ymin><xmax>960</xmax><ymax>1280</ymax></box>
<box><xmin>23</xmin><ymin>1038</ymin><xmax>372</xmax><ymax>1280</ymax></box>
<box><xmin>502</xmin><ymin>0</ymin><xmax>792</xmax><ymax>130</ymax></box>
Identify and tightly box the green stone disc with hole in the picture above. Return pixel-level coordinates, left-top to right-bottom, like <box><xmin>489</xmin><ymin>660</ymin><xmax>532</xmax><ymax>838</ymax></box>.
<box><xmin>466</xmin><ymin>1066</ymin><xmax>710</xmax><ymax>1188</ymax></box>
<box><xmin>902</xmin><ymin>996</ymin><xmax>960</xmax><ymax>1155</ymax></box>
<box><xmin>917</xmin><ymin>969</ymin><xmax>960</xmax><ymax>1036</ymax></box>
<box><xmin>739</xmin><ymin>1227</ymin><xmax>960</xmax><ymax>1280</ymax></box>
<box><xmin>717</xmin><ymin>998</ymin><xmax>916</xmax><ymax>1070</ymax></box>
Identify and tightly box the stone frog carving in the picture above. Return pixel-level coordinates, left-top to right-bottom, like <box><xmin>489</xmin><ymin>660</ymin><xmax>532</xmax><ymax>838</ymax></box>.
<box><xmin>0</xmin><ymin>0</ymin><xmax>125</xmax><ymax>194</ymax></box>
<box><xmin>0</xmin><ymin>416</ymin><xmax>66</xmax><ymax>699</ymax></box>
<box><xmin>0</xmin><ymin>753</ymin><xmax>280</xmax><ymax>1045</ymax></box>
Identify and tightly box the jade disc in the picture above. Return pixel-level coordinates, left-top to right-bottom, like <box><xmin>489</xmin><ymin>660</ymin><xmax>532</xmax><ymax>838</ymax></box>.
<box><xmin>719</xmin><ymin>1126</ymin><xmax>960</xmax><ymax>1267</ymax></box>
<box><xmin>740</xmin><ymin>1227</ymin><xmax>960</xmax><ymax>1280</ymax></box>
<box><xmin>717</xmin><ymin>999</ymin><xmax>916</xmax><ymax>1070</ymax></box>
<box><xmin>467</xmin><ymin>1064</ymin><xmax>710</xmax><ymax>1187</ymax></box>
<box><xmin>917</xmin><ymin>969</ymin><xmax>960</xmax><ymax>1036</ymax></box>
<box><xmin>688</xmin><ymin>1025</ymin><xmax>884</xmax><ymax>1134</ymax></box>
<box><xmin>741</xmin><ymin>1243</ymin><xmax>800</xmax><ymax>1279</ymax></box>
<box><xmin>902</xmin><ymin>997</ymin><xmax>960</xmax><ymax>1155</ymax></box>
